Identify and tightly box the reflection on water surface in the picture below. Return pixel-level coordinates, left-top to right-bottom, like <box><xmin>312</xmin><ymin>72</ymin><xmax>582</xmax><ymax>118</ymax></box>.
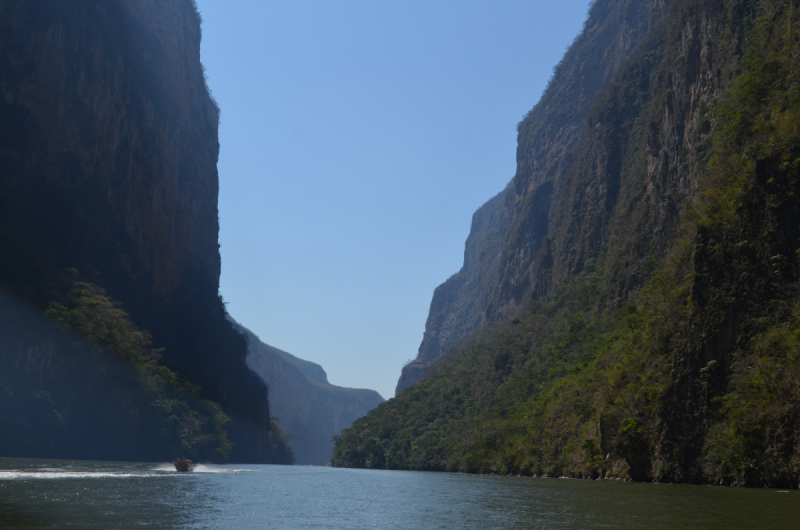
<box><xmin>0</xmin><ymin>457</ymin><xmax>797</xmax><ymax>529</ymax></box>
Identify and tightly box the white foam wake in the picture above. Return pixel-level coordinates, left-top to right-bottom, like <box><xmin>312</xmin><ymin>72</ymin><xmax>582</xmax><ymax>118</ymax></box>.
<box><xmin>0</xmin><ymin>470</ymin><xmax>170</xmax><ymax>480</ymax></box>
<box><xmin>192</xmin><ymin>464</ymin><xmax>247</xmax><ymax>473</ymax></box>
<box><xmin>0</xmin><ymin>463</ymin><xmax>252</xmax><ymax>479</ymax></box>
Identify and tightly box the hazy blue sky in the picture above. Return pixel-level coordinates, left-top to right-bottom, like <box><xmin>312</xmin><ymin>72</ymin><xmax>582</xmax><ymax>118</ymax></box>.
<box><xmin>195</xmin><ymin>0</ymin><xmax>592</xmax><ymax>399</ymax></box>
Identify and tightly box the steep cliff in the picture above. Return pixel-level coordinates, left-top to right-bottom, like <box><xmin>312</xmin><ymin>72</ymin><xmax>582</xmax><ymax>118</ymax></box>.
<box><xmin>396</xmin><ymin>0</ymin><xmax>659</xmax><ymax>394</ymax></box>
<box><xmin>396</xmin><ymin>190</ymin><xmax>509</xmax><ymax>394</ymax></box>
<box><xmin>233</xmin><ymin>321</ymin><xmax>384</xmax><ymax>465</ymax></box>
<box><xmin>335</xmin><ymin>0</ymin><xmax>800</xmax><ymax>487</ymax></box>
<box><xmin>0</xmin><ymin>0</ymin><xmax>291</xmax><ymax>463</ymax></box>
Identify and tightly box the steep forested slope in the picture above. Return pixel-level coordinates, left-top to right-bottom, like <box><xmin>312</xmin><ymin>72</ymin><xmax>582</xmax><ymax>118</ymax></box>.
<box><xmin>234</xmin><ymin>321</ymin><xmax>384</xmax><ymax>465</ymax></box>
<box><xmin>0</xmin><ymin>0</ymin><xmax>292</xmax><ymax>463</ymax></box>
<box><xmin>334</xmin><ymin>0</ymin><xmax>800</xmax><ymax>487</ymax></box>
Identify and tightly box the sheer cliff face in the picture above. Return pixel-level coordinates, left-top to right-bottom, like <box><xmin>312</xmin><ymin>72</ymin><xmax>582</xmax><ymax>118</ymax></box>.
<box><xmin>541</xmin><ymin>0</ymin><xmax>725</xmax><ymax>305</ymax></box>
<box><xmin>340</xmin><ymin>0</ymin><xmax>800</xmax><ymax>483</ymax></box>
<box><xmin>0</xmin><ymin>0</ymin><xmax>220</xmax><ymax>296</ymax></box>
<box><xmin>490</xmin><ymin>0</ymin><xmax>661</xmax><ymax>318</ymax></box>
<box><xmin>397</xmin><ymin>0</ymin><xmax>660</xmax><ymax>395</ymax></box>
<box><xmin>396</xmin><ymin>191</ymin><xmax>509</xmax><ymax>395</ymax></box>
<box><xmin>0</xmin><ymin>1</ymin><xmax>286</xmax><ymax>463</ymax></box>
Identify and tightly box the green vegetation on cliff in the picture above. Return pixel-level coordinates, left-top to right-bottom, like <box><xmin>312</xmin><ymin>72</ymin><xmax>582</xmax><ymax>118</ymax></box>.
<box><xmin>333</xmin><ymin>0</ymin><xmax>800</xmax><ymax>488</ymax></box>
<box><xmin>46</xmin><ymin>271</ymin><xmax>235</xmax><ymax>461</ymax></box>
<box><xmin>0</xmin><ymin>269</ymin><xmax>293</xmax><ymax>463</ymax></box>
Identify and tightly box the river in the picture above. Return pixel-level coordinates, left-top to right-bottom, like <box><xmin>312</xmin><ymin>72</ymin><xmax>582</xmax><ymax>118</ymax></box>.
<box><xmin>0</xmin><ymin>458</ymin><xmax>797</xmax><ymax>528</ymax></box>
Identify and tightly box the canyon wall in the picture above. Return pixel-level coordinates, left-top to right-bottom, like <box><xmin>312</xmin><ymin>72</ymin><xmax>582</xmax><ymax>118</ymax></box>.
<box><xmin>397</xmin><ymin>0</ymin><xmax>660</xmax><ymax>394</ymax></box>
<box><xmin>0</xmin><ymin>0</ymin><xmax>291</xmax><ymax>463</ymax></box>
<box><xmin>336</xmin><ymin>0</ymin><xmax>800</xmax><ymax>487</ymax></box>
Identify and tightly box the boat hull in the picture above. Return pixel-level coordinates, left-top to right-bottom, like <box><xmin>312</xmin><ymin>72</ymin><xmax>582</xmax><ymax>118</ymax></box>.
<box><xmin>173</xmin><ymin>459</ymin><xmax>194</xmax><ymax>472</ymax></box>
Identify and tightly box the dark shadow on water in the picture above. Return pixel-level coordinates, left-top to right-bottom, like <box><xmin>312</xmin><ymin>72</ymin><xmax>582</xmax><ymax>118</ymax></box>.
<box><xmin>0</xmin><ymin>505</ymin><xmax>40</xmax><ymax>529</ymax></box>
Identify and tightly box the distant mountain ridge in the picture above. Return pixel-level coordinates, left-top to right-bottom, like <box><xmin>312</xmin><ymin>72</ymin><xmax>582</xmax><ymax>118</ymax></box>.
<box><xmin>264</xmin><ymin>341</ymin><xmax>329</xmax><ymax>386</ymax></box>
<box><xmin>231</xmin><ymin>319</ymin><xmax>384</xmax><ymax>465</ymax></box>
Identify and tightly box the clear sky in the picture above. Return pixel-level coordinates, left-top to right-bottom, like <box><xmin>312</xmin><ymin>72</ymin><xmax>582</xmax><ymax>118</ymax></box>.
<box><xmin>194</xmin><ymin>0</ymin><xmax>592</xmax><ymax>399</ymax></box>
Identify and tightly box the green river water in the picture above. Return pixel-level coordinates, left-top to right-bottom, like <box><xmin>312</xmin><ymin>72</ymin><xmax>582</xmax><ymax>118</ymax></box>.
<box><xmin>0</xmin><ymin>458</ymin><xmax>796</xmax><ymax>528</ymax></box>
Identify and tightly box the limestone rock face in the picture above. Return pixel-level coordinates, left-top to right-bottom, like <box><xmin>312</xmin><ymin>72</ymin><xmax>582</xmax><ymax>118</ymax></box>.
<box><xmin>396</xmin><ymin>190</ymin><xmax>509</xmax><ymax>395</ymax></box>
<box><xmin>397</xmin><ymin>0</ymin><xmax>659</xmax><ymax>394</ymax></box>
<box><xmin>0</xmin><ymin>0</ymin><xmax>288</xmax><ymax>463</ymax></box>
<box><xmin>0</xmin><ymin>0</ymin><xmax>220</xmax><ymax>296</ymax></box>
<box><xmin>339</xmin><ymin>0</ymin><xmax>800</xmax><ymax>484</ymax></box>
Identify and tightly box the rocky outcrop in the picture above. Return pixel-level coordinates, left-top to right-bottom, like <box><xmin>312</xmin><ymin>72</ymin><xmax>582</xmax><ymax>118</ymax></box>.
<box><xmin>397</xmin><ymin>0</ymin><xmax>660</xmax><ymax>394</ymax></box>
<box><xmin>234</xmin><ymin>321</ymin><xmax>384</xmax><ymax>465</ymax></box>
<box><xmin>396</xmin><ymin>190</ymin><xmax>510</xmax><ymax>395</ymax></box>
<box><xmin>0</xmin><ymin>0</ymin><xmax>289</xmax><ymax>463</ymax></box>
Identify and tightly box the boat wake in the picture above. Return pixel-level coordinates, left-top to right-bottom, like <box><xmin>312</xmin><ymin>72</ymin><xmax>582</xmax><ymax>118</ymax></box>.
<box><xmin>152</xmin><ymin>463</ymin><xmax>243</xmax><ymax>473</ymax></box>
<box><xmin>0</xmin><ymin>463</ymin><xmax>251</xmax><ymax>480</ymax></box>
<box><xmin>0</xmin><ymin>470</ymin><xmax>170</xmax><ymax>480</ymax></box>
<box><xmin>191</xmin><ymin>464</ymin><xmax>247</xmax><ymax>474</ymax></box>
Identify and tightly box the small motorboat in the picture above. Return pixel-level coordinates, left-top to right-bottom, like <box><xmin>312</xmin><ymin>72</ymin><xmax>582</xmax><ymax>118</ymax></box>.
<box><xmin>173</xmin><ymin>459</ymin><xmax>194</xmax><ymax>472</ymax></box>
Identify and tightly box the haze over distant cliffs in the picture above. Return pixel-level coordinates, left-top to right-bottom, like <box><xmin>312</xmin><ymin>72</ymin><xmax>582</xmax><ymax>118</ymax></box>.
<box><xmin>232</xmin><ymin>320</ymin><xmax>384</xmax><ymax>465</ymax></box>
